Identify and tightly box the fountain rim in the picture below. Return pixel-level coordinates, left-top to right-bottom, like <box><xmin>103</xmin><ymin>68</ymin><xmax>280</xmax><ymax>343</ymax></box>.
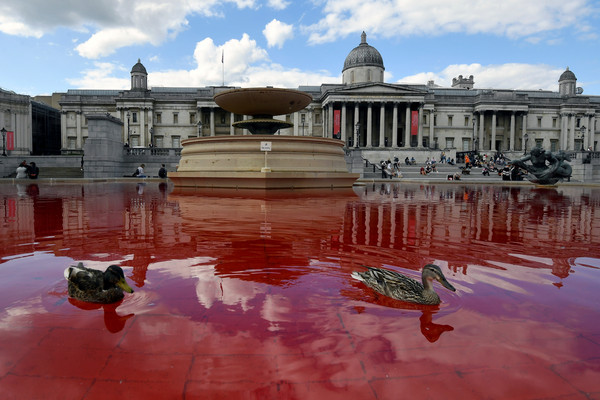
<box><xmin>213</xmin><ymin>87</ymin><xmax>313</xmax><ymax>116</ymax></box>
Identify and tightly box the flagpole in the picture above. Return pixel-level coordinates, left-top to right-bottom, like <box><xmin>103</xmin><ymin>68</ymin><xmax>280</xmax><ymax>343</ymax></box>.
<box><xmin>221</xmin><ymin>49</ymin><xmax>224</xmax><ymax>86</ymax></box>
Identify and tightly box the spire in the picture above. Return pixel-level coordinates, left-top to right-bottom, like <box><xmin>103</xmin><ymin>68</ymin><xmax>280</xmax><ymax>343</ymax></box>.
<box><xmin>361</xmin><ymin>31</ymin><xmax>367</xmax><ymax>44</ymax></box>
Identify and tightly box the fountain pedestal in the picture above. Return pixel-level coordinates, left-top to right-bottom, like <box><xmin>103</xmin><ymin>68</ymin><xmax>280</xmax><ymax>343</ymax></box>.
<box><xmin>169</xmin><ymin>88</ymin><xmax>358</xmax><ymax>189</ymax></box>
<box><xmin>168</xmin><ymin>135</ymin><xmax>358</xmax><ymax>189</ymax></box>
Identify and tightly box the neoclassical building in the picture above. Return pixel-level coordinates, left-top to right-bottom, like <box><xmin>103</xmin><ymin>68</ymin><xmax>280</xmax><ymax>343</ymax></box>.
<box><xmin>58</xmin><ymin>33</ymin><xmax>599</xmax><ymax>158</ymax></box>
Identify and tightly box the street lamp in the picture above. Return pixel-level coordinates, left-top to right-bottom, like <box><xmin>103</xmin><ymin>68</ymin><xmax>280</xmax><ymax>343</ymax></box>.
<box><xmin>355</xmin><ymin>122</ymin><xmax>360</xmax><ymax>148</ymax></box>
<box><xmin>580</xmin><ymin>125</ymin><xmax>586</xmax><ymax>151</ymax></box>
<box><xmin>197</xmin><ymin>120</ymin><xmax>203</xmax><ymax>137</ymax></box>
<box><xmin>149</xmin><ymin>127</ymin><xmax>154</xmax><ymax>147</ymax></box>
<box><xmin>523</xmin><ymin>133</ymin><xmax>529</xmax><ymax>155</ymax></box>
<box><xmin>1</xmin><ymin>128</ymin><xmax>6</xmax><ymax>156</ymax></box>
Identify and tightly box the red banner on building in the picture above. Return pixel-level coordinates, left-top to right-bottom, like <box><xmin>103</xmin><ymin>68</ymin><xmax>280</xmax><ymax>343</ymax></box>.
<box><xmin>411</xmin><ymin>111</ymin><xmax>418</xmax><ymax>136</ymax></box>
<box><xmin>333</xmin><ymin>109</ymin><xmax>341</xmax><ymax>139</ymax></box>
<box><xmin>6</xmin><ymin>131</ymin><xmax>14</xmax><ymax>151</ymax></box>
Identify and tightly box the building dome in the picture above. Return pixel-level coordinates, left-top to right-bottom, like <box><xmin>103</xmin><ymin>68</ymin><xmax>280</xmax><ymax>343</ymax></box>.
<box><xmin>131</xmin><ymin>59</ymin><xmax>147</xmax><ymax>74</ymax></box>
<box><xmin>343</xmin><ymin>32</ymin><xmax>384</xmax><ymax>72</ymax></box>
<box><xmin>130</xmin><ymin>59</ymin><xmax>148</xmax><ymax>91</ymax></box>
<box><xmin>559</xmin><ymin>67</ymin><xmax>576</xmax><ymax>82</ymax></box>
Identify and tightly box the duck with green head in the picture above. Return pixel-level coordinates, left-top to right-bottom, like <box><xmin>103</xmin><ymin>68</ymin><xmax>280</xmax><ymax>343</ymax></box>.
<box><xmin>351</xmin><ymin>264</ymin><xmax>456</xmax><ymax>305</ymax></box>
<box><xmin>64</xmin><ymin>263</ymin><xmax>134</xmax><ymax>304</ymax></box>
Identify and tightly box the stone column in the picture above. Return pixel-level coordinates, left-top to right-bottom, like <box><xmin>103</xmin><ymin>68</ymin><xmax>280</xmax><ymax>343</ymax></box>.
<box><xmin>417</xmin><ymin>104</ymin><xmax>423</xmax><ymax>147</ymax></box>
<box><xmin>472</xmin><ymin>114</ymin><xmax>478</xmax><ymax>151</ymax></box>
<box><xmin>379</xmin><ymin>102</ymin><xmax>385</xmax><ymax>147</ymax></box>
<box><xmin>588</xmin><ymin>114</ymin><xmax>596</xmax><ymax>150</ymax></box>
<box><xmin>148</xmin><ymin>108</ymin><xmax>154</xmax><ymax>144</ymax></box>
<box><xmin>210</xmin><ymin>108</ymin><xmax>215</xmax><ymax>136</ymax></box>
<box><xmin>76</xmin><ymin>111</ymin><xmax>82</xmax><ymax>149</ymax></box>
<box><xmin>509</xmin><ymin>112</ymin><xmax>515</xmax><ymax>151</ymax></box>
<box><xmin>230</xmin><ymin>112</ymin><xmax>235</xmax><ymax>135</ymax></box>
<box><xmin>521</xmin><ymin>113</ymin><xmax>528</xmax><ymax>151</ymax></box>
<box><xmin>341</xmin><ymin>103</ymin><xmax>347</xmax><ymax>142</ymax></box>
<box><xmin>293</xmin><ymin>112</ymin><xmax>298</xmax><ymax>136</ymax></box>
<box><xmin>491</xmin><ymin>111</ymin><xmax>497</xmax><ymax>151</ymax></box>
<box><xmin>404</xmin><ymin>104</ymin><xmax>411</xmax><ymax>147</ymax></box>
<box><xmin>392</xmin><ymin>103</ymin><xmax>398</xmax><ymax>147</ymax></box>
<box><xmin>569</xmin><ymin>114</ymin><xmax>576</xmax><ymax>150</ymax></box>
<box><xmin>479</xmin><ymin>111</ymin><xmax>485</xmax><ymax>151</ymax></box>
<box><xmin>560</xmin><ymin>113</ymin><xmax>567</xmax><ymax>149</ymax></box>
<box><xmin>366</xmin><ymin>103</ymin><xmax>373</xmax><ymax>147</ymax></box>
<box><xmin>354</xmin><ymin>103</ymin><xmax>360</xmax><ymax>147</ymax></box>
<box><xmin>139</xmin><ymin>108</ymin><xmax>145</xmax><ymax>147</ymax></box>
<box><xmin>430</xmin><ymin>109</ymin><xmax>435</xmax><ymax>148</ymax></box>
<box><xmin>61</xmin><ymin>111</ymin><xmax>68</xmax><ymax>150</ymax></box>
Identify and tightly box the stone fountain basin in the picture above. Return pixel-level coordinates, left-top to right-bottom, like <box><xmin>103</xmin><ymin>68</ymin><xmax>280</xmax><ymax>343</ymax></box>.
<box><xmin>214</xmin><ymin>88</ymin><xmax>312</xmax><ymax>116</ymax></box>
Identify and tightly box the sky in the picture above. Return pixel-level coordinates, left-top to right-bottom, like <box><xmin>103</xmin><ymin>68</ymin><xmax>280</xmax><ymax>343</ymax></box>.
<box><xmin>1</xmin><ymin>0</ymin><xmax>599</xmax><ymax>97</ymax></box>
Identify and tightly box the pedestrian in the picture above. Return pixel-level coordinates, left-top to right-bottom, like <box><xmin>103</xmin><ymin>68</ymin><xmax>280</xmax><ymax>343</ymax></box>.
<box><xmin>158</xmin><ymin>164</ymin><xmax>167</xmax><ymax>179</ymax></box>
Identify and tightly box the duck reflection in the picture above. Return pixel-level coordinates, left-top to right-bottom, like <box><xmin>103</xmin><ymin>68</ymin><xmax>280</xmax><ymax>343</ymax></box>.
<box><xmin>68</xmin><ymin>298</ymin><xmax>135</xmax><ymax>333</ymax></box>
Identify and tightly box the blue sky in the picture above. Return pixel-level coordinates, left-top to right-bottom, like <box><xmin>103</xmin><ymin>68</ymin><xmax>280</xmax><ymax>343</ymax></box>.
<box><xmin>1</xmin><ymin>0</ymin><xmax>599</xmax><ymax>97</ymax></box>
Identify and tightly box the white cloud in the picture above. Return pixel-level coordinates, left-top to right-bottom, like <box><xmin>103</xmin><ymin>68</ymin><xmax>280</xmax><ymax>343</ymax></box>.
<box><xmin>398</xmin><ymin>63</ymin><xmax>564</xmax><ymax>91</ymax></box>
<box><xmin>263</xmin><ymin>19</ymin><xmax>294</xmax><ymax>49</ymax></box>
<box><xmin>303</xmin><ymin>0</ymin><xmax>592</xmax><ymax>44</ymax></box>
<box><xmin>66</xmin><ymin>62</ymin><xmax>129</xmax><ymax>90</ymax></box>
<box><xmin>267</xmin><ymin>0</ymin><xmax>291</xmax><ymax>10</ymax></box>
<box><xmin>67</xmin><ymin>34</ymin><xmax>339</xmax><ymax>90</ymax></box>
<box><xmin>0</xmin><ymin>0</ymin><xmax>260</xmax><ymax>59</ymax></box>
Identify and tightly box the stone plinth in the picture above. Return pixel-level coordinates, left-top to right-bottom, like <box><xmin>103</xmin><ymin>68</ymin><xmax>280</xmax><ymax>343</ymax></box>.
<box><xmin>169</xmin><ymin>135</ymin><xmax>358</xmax><ymax>189</ymax></box>
<box><xmin>84</xmin><ymin>114</ymin><xmax>126</xmax><ymax>178</ymax></box>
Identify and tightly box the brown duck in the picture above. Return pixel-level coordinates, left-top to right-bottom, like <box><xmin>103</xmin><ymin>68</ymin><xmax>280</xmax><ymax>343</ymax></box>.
<box><xmin>351</xmin><ymin>264</ymin><xmax>456</xmax><ymax>305</ymax></box>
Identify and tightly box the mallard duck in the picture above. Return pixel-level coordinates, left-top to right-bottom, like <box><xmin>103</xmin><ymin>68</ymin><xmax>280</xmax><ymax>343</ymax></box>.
<box><xmin>351</xmin><ymin>264</ymin><xmax>455</xmax><ymax>305</ymax></box>
<box><xmin>64</xmin><ymin>263</ymin><xmax>134</xmax><ymax>304</ymax></box>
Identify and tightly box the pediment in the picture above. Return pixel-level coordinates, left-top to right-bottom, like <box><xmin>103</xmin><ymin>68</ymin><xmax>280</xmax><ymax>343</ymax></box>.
<box><xmin>324</xmin><ymin>82</ymin><xmax>427</xmax><ymax>98</ymax></box>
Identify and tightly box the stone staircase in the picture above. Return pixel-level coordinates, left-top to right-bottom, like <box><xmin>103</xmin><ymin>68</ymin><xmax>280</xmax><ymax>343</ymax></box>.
<box><xmin>38</xmin><ymin>167</ymin><xmax>84</xmax><ymax>179</ymax></box>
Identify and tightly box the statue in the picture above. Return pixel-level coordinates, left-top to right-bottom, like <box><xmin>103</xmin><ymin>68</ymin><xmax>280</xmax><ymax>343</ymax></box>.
<box><xmin>509</xmin><ymin>146</ymin><xmax>572</xmax><ymax>185</ymax></box>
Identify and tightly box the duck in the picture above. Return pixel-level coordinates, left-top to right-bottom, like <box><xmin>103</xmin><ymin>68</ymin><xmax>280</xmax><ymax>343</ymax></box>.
<box><xmin>64</xmin><ymin>263</ymin><xmax>134</xmax><ymax>304</ymax></box>
<box><xmin>351</xmin><ymin>264</ymin><xmax>456</xmax><ymax>305</ymax></box>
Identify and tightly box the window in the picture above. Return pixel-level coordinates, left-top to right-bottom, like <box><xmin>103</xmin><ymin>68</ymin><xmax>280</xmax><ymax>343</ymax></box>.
<box><xmin>190</xmin><ymin>113</ymin><xmax>196</xmax><ymax>124</ymax></box>
<box><xmin>367</xmin><ymin>69</ymin><xmax>372</xmax><ymax>82</ymax></box>
<box><xmin>156</xmin><ymin>136</ymin><xmax>164</xmax><ymax>147</ymax></box>
<box><xmin>434</xmin><ymin>115</ymin><xmax>437</xmax><ymax>126</ymax></box>
<box><xmin>315</xmin><ymin>113</ymin><xmax>322</xmax><ymax>125</ymax></box>
<box><xmin>462</xmin><ymin>138</ymin><xmax>470</xmax><ymax>151</ymax></box>
<box><xmin>172</xmin><ymin>136</ymin><xmax>181</xmax><ymax>147</ymax></box>
<box><xmin>464</xmin><ymin>116</ymin><xmax>470</xmax><ymax>127</ymax></box>
<box><xmin>535</xmin><ymin>139</ymin><xmax>543</xmax><ymax>147</ymax></box>
<box><xmin>423</xmin><ymin>114</ymin><xmax>428</xmax><ymax>125</ymax></box>
<box><xmin>445</xmin><ymin>137</ymin><xmax>454</xmax><ymax>149</ymax></box>
<box><xmin>173</xmin><ymin>113</ymin><xmax>179</xmax><ymax>124</ymax></box>
<box><xmin>550</xmin><ymin>139</ymin><xmax>558</xmax><ymax>152</ymax></box>
<box><xmin>156</xmin><ymin>113</ymin><xmax>162</xmax><ymax>124</ymax></box>
<box><xmin>537</xmin><ymin>117</ymin><xmax>542</xmax><ymax>128</ymax></box>
<box><xmin>448</xmin><ymin>115</ymin><xmax>453</xmax><ymax>127</ymax></box>
<box><xmin>131</xmin><ymin>136</ymin><xmax>139</xmax><ymax>147</ymax></box>
<box><xmin>552</xmin><ymin>118</ymin><xmax>557</xmax><ymax>128</ymax></box>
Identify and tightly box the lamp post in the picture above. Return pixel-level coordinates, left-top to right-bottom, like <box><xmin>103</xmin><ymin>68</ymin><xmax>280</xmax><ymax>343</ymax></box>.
<box><xmin>1</xmin><ymin>128</ymin><xmax>6</xmax><ymax>156</ymax></box>
<box><xmin>580</xmin><ymin>125</ymin><xmax>586</xmax><ymax>151</ymax></box>
<box><xmin>197</xmin><ymin>120</ymin><xmax>203</xmax><ymax>137</ymax></box>
<box><xmin>355</xmin><ymin>122</ymin><xmax>360</xmax><ymax>148</ymax></box>
<box><xmin>126</xmin><ymin>111</ymin><xmax>131</xmax><ymax>145</ymax></box>
<box><xmin>523</xmin><ymin>133</ymin><xmax>529</xmax><ymax>155</ymax></box>
<box><xmin>149</xmin><ymin>127</ymin><xmax>154</xmax><ymax>147</ymax></box>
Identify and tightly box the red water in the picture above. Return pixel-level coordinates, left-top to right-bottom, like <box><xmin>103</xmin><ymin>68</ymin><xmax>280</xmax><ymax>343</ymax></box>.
<box><xmin>1</xmin><ymin>182</ymin><xmax>599</xmax><ymax>399</ymax></box>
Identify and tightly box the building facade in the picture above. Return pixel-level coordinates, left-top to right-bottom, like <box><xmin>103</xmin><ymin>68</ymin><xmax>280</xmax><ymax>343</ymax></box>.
<box><xmin>57</xmin><ymin>33</ymin><xmax>598</xmax><ymax>157</ymax></box>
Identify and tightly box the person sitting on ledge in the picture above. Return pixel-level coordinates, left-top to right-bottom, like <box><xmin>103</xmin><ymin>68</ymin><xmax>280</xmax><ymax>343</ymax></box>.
<box><xmin>28</xmin><ymin>162</ymin><xmax>39</xmax><ymax>179</ymax></box>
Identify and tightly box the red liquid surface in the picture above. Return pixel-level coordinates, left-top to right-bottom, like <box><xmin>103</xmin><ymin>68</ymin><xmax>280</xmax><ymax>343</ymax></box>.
<box><xmin>1</xmin><ymin>182</ymin><xmax>599</xmax><ymax>399</ymax></box>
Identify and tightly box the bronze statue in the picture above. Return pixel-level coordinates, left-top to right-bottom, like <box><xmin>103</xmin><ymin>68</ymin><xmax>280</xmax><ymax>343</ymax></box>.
<box><xmin>509</xmin><ymin>146</ymin><xmax>572</xmax><ymax>185</ymax></box>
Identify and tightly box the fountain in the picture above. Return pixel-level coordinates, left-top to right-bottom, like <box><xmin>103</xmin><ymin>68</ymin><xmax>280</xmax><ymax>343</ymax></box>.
<box><xmin>168</xmin><ymin>87</ymin><xmax>359</xmax><ymax>189</ymax></box>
